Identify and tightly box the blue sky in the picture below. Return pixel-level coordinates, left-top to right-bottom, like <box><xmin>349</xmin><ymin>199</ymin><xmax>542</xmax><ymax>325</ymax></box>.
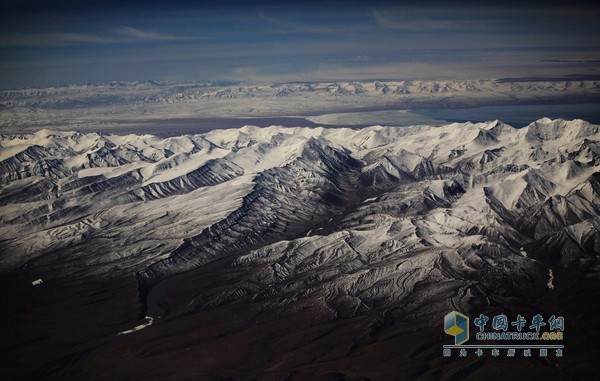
<box><xmin>0</xmin><ymin>1</ymin><xmax>599</xmax><ymax>88</ymax></box>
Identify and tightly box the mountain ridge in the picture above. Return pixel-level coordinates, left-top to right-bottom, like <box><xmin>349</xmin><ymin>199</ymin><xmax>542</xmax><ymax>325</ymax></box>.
<box><xmin>2</xmin><ymin>118</ymin><xmax>600</xmax><ymax>380</ymax></box>
<box><xmin>1</xmin><ymin>118</ymin><xmax>598</xmax><ymax>285</ymax></box>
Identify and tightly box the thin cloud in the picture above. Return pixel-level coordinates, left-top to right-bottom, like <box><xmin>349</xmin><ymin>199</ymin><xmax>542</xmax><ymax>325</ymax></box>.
<box><xmin>258</xmin><ymin>13</ymin><xmax>344</xmax><ymax>34</ymax></box>
<box><xmin>0</xmin><ymin>26</ymin><xmax>198</xmax><ymax>47</ymax></box>
<box><xmin>372</xmin><ymin>6</ymin><xmax>600</xmax><ymax>35</ymax></box>
<box><xmin>111</xmin><ymin>26</ymin><xmax>196</xmax><ymax>41</ymax></box>
<box><xmin>542</xmin><ymin>59</ymin><xmax>600</xmax><ymax>63</ymax></box>
<box><xmin>372</xmin><ymin>8</ymin><xmax>510</xmax><ymax>33</ymax></box>
<box><xmin>0</xmin><ymin>32</ymin><xmax>114</xmax><ymax>46</ymax></box>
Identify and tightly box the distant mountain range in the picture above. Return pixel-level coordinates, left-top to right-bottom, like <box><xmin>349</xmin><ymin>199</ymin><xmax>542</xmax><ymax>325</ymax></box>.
<box><xmin>2</xmin><ymin>78</ymin><xmax>599</xmax><ymax>103</ymax></box>
<box><xmin>1</xmin><ymin>78</ymin><xmax>599</xmax><ymax>132</ymax></box>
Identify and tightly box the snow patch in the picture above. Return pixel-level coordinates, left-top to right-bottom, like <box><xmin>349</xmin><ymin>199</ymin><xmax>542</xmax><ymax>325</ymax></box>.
<box><xmin>117</xmin><ymin>316</ymin><xmax>154</xmax><ymax>336</ymax></box>
<box><xmin>547</xmin><ymin>269</ymin><xmax>555</xmax><ymax>290</ymax></box>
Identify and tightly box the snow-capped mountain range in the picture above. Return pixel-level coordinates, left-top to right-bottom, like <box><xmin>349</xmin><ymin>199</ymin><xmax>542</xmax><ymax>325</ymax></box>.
<box><xmin>2</xmin><ymin>118</ymin><xmax>600</xmax><ymax>379</ymax></box>
<box><xmin>1</xmin><ymin>118</ymin><xmax>599</xmax><ymax>311</ymax></box>
<box><xmin>1</xmin><ymin>78</ymin><xmax>599</xmax><ymax>132</ymax></box>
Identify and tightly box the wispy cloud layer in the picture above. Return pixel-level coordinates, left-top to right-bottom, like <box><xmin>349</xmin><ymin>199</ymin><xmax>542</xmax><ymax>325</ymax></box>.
<box><xmin>258</xmin><ymin>13</ymin><xmax>344</xmax><ymax>34</ymax></box>
<box><xmin>0</xmin><ymin>26</ymin><xmax>197</xmax><ymax>47</ymax></box>
<box><xmin>0</xmin><ymin>2</ymin><xmax>598</xmax><ymax>88</ymax></box>
<box><xmin>111</xmin><ymin>27</ymin><xmax>197</xmax><ymax>42</ymax></box>
<box><xmin>371</xmin><ymin>8</ymin><xmax>501</xmax><ymax>32</ymax></box>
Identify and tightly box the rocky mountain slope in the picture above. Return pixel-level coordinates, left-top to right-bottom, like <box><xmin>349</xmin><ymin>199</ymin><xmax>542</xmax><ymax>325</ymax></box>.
<box><xmin>1</xmin><ymin>118</ymin><xmax>599</xmax><ymax>380</ymax></box>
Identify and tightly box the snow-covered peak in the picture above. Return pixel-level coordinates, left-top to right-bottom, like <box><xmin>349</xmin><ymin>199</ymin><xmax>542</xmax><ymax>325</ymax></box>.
<box><xmin>525</xmin><ymin>118</ymin><xmax>598</xmax><ymax>143</ymax></box>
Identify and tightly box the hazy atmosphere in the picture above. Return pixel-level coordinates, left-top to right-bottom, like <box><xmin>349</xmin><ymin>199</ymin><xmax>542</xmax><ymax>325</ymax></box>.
<box><xmin>1</xmin><ymin>0</ymin><xmax>599</xmax><ymax>88</ymax></box>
